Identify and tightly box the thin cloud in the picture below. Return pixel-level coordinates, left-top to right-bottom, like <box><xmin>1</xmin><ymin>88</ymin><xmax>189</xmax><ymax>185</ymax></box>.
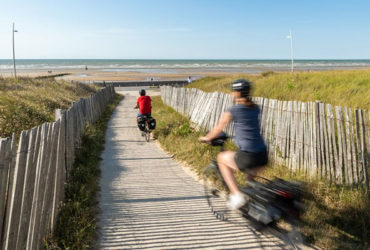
<box><xmin>153</xmin><ymin>28</ymin><xmax>192</xmax><ymax>33</ymax></box>
<box><xmin>103</xmin><ymin>28</ymin><xmax>133</xmax><ymax>34</ymax></box>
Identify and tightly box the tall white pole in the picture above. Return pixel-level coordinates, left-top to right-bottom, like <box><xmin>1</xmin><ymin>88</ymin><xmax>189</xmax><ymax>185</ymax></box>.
<box><xmin>289</xmin><ymin>29</ymin><xmax>294</xmax><ymax>72</ymax></box>
<box><xmin>12</xmin><ymin>22</ymin><xmax>17</xmax><ymax>78</ymax></box>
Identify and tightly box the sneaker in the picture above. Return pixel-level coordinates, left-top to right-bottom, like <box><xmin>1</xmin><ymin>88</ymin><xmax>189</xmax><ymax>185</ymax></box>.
<box><xmin>227</xmin><ymin>192</ymin><xmax>246</xmax><ymax>210</ymax></box>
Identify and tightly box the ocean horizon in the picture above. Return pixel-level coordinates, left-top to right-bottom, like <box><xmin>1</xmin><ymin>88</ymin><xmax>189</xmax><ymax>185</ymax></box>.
<box><xmin>1</xmin><ymin>59</ymin><xmax>370</xmax><ymax>74</ymax></box>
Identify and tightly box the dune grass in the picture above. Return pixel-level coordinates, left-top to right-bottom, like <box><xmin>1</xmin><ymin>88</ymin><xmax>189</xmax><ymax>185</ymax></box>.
<box><xmin>0</xmin><ymin>77</ymin><xmax>99</xmax><ymax>138</ymax></box>
<box><xmin>187</xmin><ymin>69</ymin><xmax>370</xmax><ymax>109</ymax></box>
<box><xmin>151</xmin><ymin>95</ymin><xmax>370</xmax><ymax>250</ymax></box>
<box><xmin>44</xmin><ymin>94</ymin><xmax>123</xmax><ymax>249</ymax></box>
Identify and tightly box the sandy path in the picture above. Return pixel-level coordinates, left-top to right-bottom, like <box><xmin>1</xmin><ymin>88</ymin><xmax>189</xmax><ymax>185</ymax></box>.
<box><xmin>97</xmin><ymin>89</ymin><xmax>294</xmax><ymax>249</ymax></box>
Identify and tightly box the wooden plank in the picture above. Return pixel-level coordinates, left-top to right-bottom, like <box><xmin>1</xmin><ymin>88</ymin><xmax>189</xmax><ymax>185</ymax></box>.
<box><xmin>314</xmin><ymin>102</ymin><xmax>322</xmax><ymax>178</ymax></box>
<box><xmin>52</xmin><ymin>110</ymin><xmax>66</xmax><ymax>230</ymax></box>
<box><xmin>1</xmin><ymin>134</ymin><xmax>17</xmax><ymax>249</ymax></box>
<box><xmin>27</xmin><ymin>123</ymin><xmax>50</xmax><ymax>249</ymax></box>
<box><xmin>259</xmin><ymin>98</ymin><xmax>268</xmax><ymax>137</ymax></box>
<box><xmin>270</xmin><ymin>100</ymin><xmax>277</xmax><ymax>159</ymax></box>
<box><xmin>296</xmin><ymin>102</ymin><xmax>304</xmax><ymax>172</ymax></box>
<box><xmin>320</xmin><ymin>103</ymin><xmax>331</xmax><ymax>180</ymax></box>
<box><xmin>344</xmin><ymin>107</ymin><xmax>354</xmax><ymax>184</ymax></box>
<box><xmin>307</xmin><ymin>102</ymin><xmax>313</xmax><ymax>176</ymax></box>
<box><xmin>335</xmin><ymin>106</ymin><xmax>346</xmax><ymax>184</ymax></box>
<box><xmin>2</xmin><ymin>130</ymin><xmax>30</xmax><ymax>250</ymax></box>
<box><xmin>307</xmin><ymin>102</ymin><xmax>314</xmax><ymax>177</ymax></box>
<box><xmin>274</xmin><ymin>100</ymin><xmax>282</xmax><ymax>162</ymax></box>
<box><xmin>301</xmin><ymin>102</ymin><xmax>308</xmax><ymax>175</ymax></box>
<box><xmin>0</xmin><ymin>138</ymin><xmax>11</xmax><ymax>245</ymax></box>
<box><xmin>274</xmin><ymin>100</ymin><xmax>282</xmax><ymax>163</ymax></box>
<box><xmin>325</xmin><ymin>104</ymin><xmax>334</xmax><ymax>182</ymax></box>
<box><xmin>327</xmin><ymin>105</ymin><xmax>339</xmax><ymax>182</ymax></box>
<box><xmin>286</xmin><ymin>101</ymin><xmax>294</xmax><ymax>170</ymax></box>
<box><xmin>366</xmin><ymin>111</ymin><xmax>370</xmax><ymax>187</ymax></box>
<box><xmin>15</xmin><ymin>127</ymin><xmax>39</xmax><ymax>249</ymax></box>
<box><xmin>278</xmin><ymin>100</ymin><xmax>286</xmax><ymax>164</ymax></box>
<box><xmin>358</xmin><ymin>110</ymin><xmax>369</xmax><ymax>188</ymax></box>
<box><xmin>284</xmin><ymin>101</ymin><xmax>292</xmax><ymax>167</ymax></box>
<box><xmin>37</xmin><ymin>121</ymin><xmax>60</xmax><ymax>248</ymax></box>
<box><xmin>348</xmin><ymin>108</ymin><xmax>359</xmax><ymax>184</ymax></box>
<box><xmin>288</xmin><ymin>101</ymin><xmax>297</xmax><ymax>171</ymax></box>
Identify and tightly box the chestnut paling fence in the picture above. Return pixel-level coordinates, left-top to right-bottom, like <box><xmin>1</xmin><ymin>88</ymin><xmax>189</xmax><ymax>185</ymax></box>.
<box><xmin>0</xmin><ymin>86</ymin><xmax>115</xmax><ymax>250</ymax></box>
<box><xmin>160</xmin><ymin>86</ymin><xmax>370</xmax><ymax>188</ymax></box>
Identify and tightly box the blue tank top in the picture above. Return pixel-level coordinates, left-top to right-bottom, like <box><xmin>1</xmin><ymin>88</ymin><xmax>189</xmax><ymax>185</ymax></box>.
<box><xmin>228</xmin><ymin>104</ymin><xmax>267</xmax><ymax>153</ymax></box>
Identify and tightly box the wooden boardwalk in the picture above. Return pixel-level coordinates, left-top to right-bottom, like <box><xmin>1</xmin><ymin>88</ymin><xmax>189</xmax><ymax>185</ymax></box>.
<box><xmin>97</xmin><ymin>91</ymin><xmax>301</xmax><ymax>249</ymax></box>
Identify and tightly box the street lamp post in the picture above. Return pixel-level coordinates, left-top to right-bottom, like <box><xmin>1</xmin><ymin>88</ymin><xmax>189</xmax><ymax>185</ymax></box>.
<box><xmin>287</xmin><ymin>29</ymin><xmax>294</xmax><ymax>73</ymax></box>
<box><xmin>12</xmin><ymin>22</ymin><xmax>18</xmax><ymax>78</ymax></box>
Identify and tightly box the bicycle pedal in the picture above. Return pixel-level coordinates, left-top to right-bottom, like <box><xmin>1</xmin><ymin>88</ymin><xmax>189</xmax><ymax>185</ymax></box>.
<box><xmin>211</xmin><ymin>189</ymin><xmax>220</xmax><ymax>197</ymax></box>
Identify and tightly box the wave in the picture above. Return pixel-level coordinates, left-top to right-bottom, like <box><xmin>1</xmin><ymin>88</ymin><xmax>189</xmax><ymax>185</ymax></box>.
<box><xmin>1</xmin><ymin>60</ymin><xmax>370</xmax><ymax>71</ymax></box>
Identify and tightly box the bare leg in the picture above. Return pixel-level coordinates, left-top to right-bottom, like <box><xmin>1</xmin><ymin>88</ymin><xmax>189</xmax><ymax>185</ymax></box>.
<box><xmin>245</xmin><ymin>167</ymin><xmax>264</xmax><ymax>182</ymax></box>
<box><xmin>217</xmin><ymin>151</ymin><xmax>240</xmax><ymax>194</ymax></box>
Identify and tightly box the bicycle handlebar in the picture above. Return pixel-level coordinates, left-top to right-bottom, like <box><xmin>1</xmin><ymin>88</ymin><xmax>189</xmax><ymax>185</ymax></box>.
<box><xmin>200</xmin><ymin>132</ymin><xmax>228</xmax><ymax>147</ymax></box>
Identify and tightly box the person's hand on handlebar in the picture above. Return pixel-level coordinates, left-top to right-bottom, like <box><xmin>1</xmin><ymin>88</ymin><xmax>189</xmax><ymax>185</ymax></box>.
<box><xmin>199</xmin><ymin>136</ymin><xmax>211</xmax><ymax>143</ymax></box>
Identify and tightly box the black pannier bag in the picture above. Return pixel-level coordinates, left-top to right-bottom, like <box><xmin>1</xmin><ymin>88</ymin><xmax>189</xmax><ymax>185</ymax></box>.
<box><xmin>148</xmin><ymin>117</ymin><xmax>156</xmax><ymax>130</ymax></box>
<box><xmin>137</xmin><ymin>117</ymin><xmax>146</xmax><ymax>131</ymax></box>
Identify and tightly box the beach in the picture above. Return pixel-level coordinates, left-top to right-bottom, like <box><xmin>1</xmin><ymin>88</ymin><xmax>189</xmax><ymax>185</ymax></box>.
<box><xmin>1</xmin><ymin>59</ymin><xmax>370</xmax><ymax>82</ymax></box>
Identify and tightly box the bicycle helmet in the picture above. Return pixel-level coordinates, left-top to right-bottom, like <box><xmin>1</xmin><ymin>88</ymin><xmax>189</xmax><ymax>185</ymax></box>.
<box><xmin>231</xmin><ymin>79</ymin><xmax>251</xmax><ymax>97</ymax></box>
<box><xmin>139</xmin><ymin>89</ymin><xmax>146</xmax><ymax>96</ymax></box>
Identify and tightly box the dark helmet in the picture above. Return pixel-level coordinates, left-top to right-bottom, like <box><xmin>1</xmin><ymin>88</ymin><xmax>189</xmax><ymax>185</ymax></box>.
<box><xmin>139</xmin><ymin>89</ymin><xmax>146</xmax><ymax>96</ymax></box>
<box><xmin>231</xmin><ymin>79</ymin><xmax>251</xmax><ymax>97</ymax></box>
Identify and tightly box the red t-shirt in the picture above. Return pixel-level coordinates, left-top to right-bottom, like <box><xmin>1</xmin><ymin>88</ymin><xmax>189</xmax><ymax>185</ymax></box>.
<box><xmin>137</xmin><ymin>96</ymin><xmax>152</xmax><ymax>114</ymax></box>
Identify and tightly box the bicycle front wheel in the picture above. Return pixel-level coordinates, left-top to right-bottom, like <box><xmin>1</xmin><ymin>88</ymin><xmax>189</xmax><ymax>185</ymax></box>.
<box><xmin>203</xmin><ymin>162</ymin><xmax>229</xmax><ymax>221</ymax></box>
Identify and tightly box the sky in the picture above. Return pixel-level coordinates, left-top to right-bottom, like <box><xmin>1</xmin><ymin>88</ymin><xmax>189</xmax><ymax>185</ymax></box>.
<box><xmin>0</xmin><ymin>0</ymin><xmax>369</xmax><ymax>59</ymax></box>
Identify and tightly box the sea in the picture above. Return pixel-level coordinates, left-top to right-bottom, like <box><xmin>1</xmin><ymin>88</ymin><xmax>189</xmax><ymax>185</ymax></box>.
<box><xmin>1</xmin><ymin>59</ymin><xmax>370</xmax><ymax>74</ymax></box>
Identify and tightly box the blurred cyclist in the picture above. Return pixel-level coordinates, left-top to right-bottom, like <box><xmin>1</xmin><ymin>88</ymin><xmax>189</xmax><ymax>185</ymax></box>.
<box><xmin>200</xmin><ymin>79</ymin><xmax>268</xmax><ymax>210</ymax></box>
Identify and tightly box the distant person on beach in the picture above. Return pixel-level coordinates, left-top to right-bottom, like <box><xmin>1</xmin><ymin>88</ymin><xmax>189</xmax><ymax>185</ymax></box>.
<box><xmin>187</xmin><ymin>76</ymin><xmax>193</xmax><ymax>83</ymax></box>
<box><xmin>199</xmin><ymin>79</ymin><xmax>268</xmax><ymax>210</ymax></box>
<box><xmin>85</xmin><ymin>65</ymin><xmax>88</xmax><ymax>70</ymax></box>
<box><xmin>134</xmin><ymin>89</ymin><xmax>152</xmax><ymax>119</ymax></box>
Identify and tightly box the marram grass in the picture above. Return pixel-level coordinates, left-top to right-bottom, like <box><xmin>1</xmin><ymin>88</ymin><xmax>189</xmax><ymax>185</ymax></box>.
<box><xmin>187</xmin><ymin>69</ymin><xmax>370</xmax><ymax>110</ymax></box>
<box><xmin>0</xmin><ymin>77</ymin><xmax>99</xmax><ymax>138</ymax></box>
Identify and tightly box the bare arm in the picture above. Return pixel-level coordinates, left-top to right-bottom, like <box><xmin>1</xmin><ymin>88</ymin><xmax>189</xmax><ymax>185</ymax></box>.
<box><xmin>134</xmin><ymin>100</ymin><xmax>139</xmax><ymax>109</ymax></box>
<box><xmin>199</xmin><ymin>111</ymin><xmax>232</xmax><ymax>142</ymax></box>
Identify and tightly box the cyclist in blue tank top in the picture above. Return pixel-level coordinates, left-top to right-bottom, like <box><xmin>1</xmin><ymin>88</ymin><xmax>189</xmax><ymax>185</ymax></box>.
<box><xmin>200</xmin><ymin>79</ymin><xmax>268</xmax><ymax>210</ymax></box>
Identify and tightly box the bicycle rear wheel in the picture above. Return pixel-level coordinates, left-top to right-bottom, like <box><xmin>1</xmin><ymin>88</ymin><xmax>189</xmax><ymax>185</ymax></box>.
<box><xmin>144</xmin><ymin>122</ymin><xmax>150</xmax><ymax>142</ymax></box>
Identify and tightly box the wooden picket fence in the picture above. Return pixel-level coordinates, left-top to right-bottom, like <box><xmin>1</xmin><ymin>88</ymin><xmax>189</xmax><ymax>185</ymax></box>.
<box><xmin>0</xmin><ymin>86</ymin><xmax>115</xmax><ymax>250</ymax></box>
<box><xmin>160</xmin><ymin>86</ymin><xmax>370</xmax><ymax>188</ymax></box>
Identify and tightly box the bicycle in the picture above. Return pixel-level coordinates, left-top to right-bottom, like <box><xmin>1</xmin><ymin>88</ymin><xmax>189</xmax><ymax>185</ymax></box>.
<box><xmin>201</xmin><ymin>133</ymin><xmax>305</xmax><ymax>247</ymax></box>
<box><xmin>138</xmin><ymin>115</ymin><xmax>156</xmax><ymax>142</ymax></box>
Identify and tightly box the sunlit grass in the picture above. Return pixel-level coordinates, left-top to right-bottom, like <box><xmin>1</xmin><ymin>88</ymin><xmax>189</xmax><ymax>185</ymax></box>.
<box><xmin>187</xmin><ymin>69</ymin><xmax>370</xmax><ymax>109</ymax></box>
<box><xmin>0</xmin><ymin>77</ymin><xmax>99</xmax><ymax>138</ymax></box>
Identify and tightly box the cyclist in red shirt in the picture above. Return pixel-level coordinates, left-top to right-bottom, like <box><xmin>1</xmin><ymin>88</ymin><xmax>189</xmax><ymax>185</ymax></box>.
<box><xmin>134</xmin><ymin>89</ymin><xmax>152</xmax><ymax>117</ymax></box>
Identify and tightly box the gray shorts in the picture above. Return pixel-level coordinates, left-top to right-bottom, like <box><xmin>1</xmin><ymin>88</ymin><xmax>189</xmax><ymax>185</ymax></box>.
<box><xmin>234</xmin><ymin>151</ymin><xmax>268</xmax><ymax>172</ymax></box>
